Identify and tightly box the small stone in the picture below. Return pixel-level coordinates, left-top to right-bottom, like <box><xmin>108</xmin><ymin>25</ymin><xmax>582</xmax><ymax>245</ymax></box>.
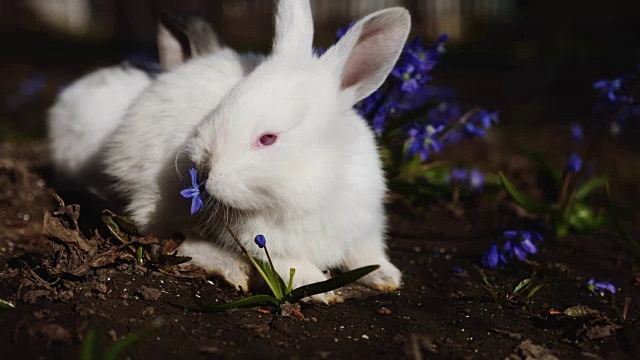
<box><xmin>361</xmin><ymin>334</ymin><xmax>369</xmax><ymax>340</ymax></box>
<box><xmin>136</xmin><ymin>286</ymin><xmax>161</xmax><ymax>302</ymax></box>
<box><xmin>198</xmin><ymin>346</ymin><xmax>219</xmax><ymax>354</ymax></box>
<box><xmin>377</xmin><ymin>307</ymin><xmax>392</xmax><ymax>315</ymax></box>
<box><xmin>95</xmin><ymin>283</ymin><xmax>107</xmax><ymax>294</ymax></box>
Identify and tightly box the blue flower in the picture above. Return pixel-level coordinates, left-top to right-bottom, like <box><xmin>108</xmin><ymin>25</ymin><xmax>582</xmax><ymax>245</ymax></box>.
<box><xmin>406</xmin><ymin>35</ymin><xmax>447</xmax><ymax>74</ymax></box>
<box><xmin>571</xmin><ymin>123</ymin><xmax>583</xmax><ymax>141</ymax></box>
<box><xmin>126</xmin><ymin>51</ymin><xmax>163</xmax><ymax>75</ymax></box>
<box><xmin>448</xmin><ymin>168</ymin><xmax>468</xmax><ymax>183</ymax></box>
<box><xmin>336</xmin><ymin>22</ymin><xmax>355</xmax><ymax>39</ymax></box>
<box><xmin>587</xmin><ymin>279</ymin><xmax>616</xmax><ymax>295</ymax></box>
<box><xmin>501</xmin><ymin>230</ymin><xmax>543</xmax><ymax>261</ymax></box>
<box><xmin>254</xmin><ymin>234</ymin><xmax>266</xmax><ymax>249</ymax></box>
<box><xmin>469</xmin><ymin>168</ymin><xmax>485</xmax><ymax>192</ymax></box>
<box><xmin>566</xmin><ymin>153</ymin><xmax>582</xmax><ymax>173</ymax></box>
<box><xmin>478</xmin><ymin>110</ymin><xmax>500</xmax><ymax>129</ymax></box>
<box><xmin>481</xmin><ymin>243</ymin><xmax>504</xmax><ymax>269</ymax></box>
<box><xmin>592</xmin><ymin>71</ymin><xmax>639</xmax><ymax>135</ymax></box>
<box><xmin>391</xmin><ymin>60</ymin><xmax>426</xmax><ymax>94</ymax></box>
<box><xmin>180</xmin><ymin>168</ymin><xmax>204</xmax><ymax>215</ymax></box>
<box><xmin>405</xmin><ymin>123</ymin><xmax>444</xmax><ymax>161</ymax></box>
<box><xmin>313</xmin><ymin>47</ymin><xmax>326</xmax><ymax>57</ymax></box>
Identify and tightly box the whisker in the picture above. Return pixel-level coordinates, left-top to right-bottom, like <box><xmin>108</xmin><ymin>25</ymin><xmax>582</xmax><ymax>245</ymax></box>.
<box><xmin>174</xmin><ymin>146</ymin><xmax>189</xmax><ymax>185</ymax></box>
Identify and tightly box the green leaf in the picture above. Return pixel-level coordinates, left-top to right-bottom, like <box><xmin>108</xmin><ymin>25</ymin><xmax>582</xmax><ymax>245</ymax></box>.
<box><xmin>526</xmin><ymin>283</ymin><xmax>548</xmax><ymax>299</ymax></box>
<box><xmin>499</xmin><ymin>172</ymin><xmax>549</xmax><ymax>214</ymax></box>
<box><xmin>563</xmin><ymin>305</ymin><xmax>600</xmax><ymax>317</ymax></box>
<box><xmin>399</xmin><ymin>154</ymin><xmax>424</xmax><ymax>179</ymax></box>
<box><xmin>285</xmin><ymin>265</ymin><xmax>380</xmax><ymax>303</ymax></box>
<box><xmin>80</xmin><ymin>329</ymin><xmax>100</xmax><ymax>360</ymax></box>
<box><xmin>258</xmin><ymin>261</ymin><xmax>282</xmax><ymax>299</ymax></box>
<box><xmin>104</xmin><ymin>319</ymin><xmax>163</xmax><ymax>360</ymax></box>
<box><xmin>135</xmin><ymin>246</ymin><xmax>144</xmax><ymax>265</ymax></box>
<box><xmin>512</xmin><ymin>278</ymin><xmax>533</xmax><ymax>297</ymax></box>
<box><xmin>420</xmin><ymin>164</ymin><xmax>452</xmax><ymax>184</ymax></box>
<box><xmin>575</xmin><ymin>177</ymin><xmax>607</xmax><ymax>200</ymax></box>
<box><xmin>110</xmin><ymin>214</ymin><xmax>143</xmax><ymax>237</ymax></box>
<box><xmin>247</xmin><ymin>256</ymin><xmax>281</xmax><ymax>300</ymax></box>
<box><xmin>101</xmin><ymin>215</ymin><xmax>129</xmax><ymax>243</ymax></box>
<box><xmin>196</xmin><ymin>294</ymin><xmax>281</xmax><ymax>313</ymax></box>
<box><xmin>286</xmin><ymin>268</ymin><xmax>295</xmax><ymax>295</ymax></box>
<box><xmin>0</xmin><ymin>298</ymin><xmax>15</xmax><ymax>310</ymax></box>
<box><xmin>474</xmin><ymin>265</ymin><xmax>500</xmax><ymax>304</ymax></box>
<box><xmin>567</xmin><ymin>202</ymin><xmax>608</xmax><ymax>231</ymax></box>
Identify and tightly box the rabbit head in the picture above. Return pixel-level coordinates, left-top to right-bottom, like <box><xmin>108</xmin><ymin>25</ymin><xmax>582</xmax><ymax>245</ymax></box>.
<box><xmin>186</xmin><ymin>0</ymin><xmax>410</xmax><ymax>214</ymax></box>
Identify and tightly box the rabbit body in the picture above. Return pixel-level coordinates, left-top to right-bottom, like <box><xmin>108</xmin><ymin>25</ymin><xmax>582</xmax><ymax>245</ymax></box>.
<box><xmin>49</xmin><ymin>1</ymin><xmax>410</xmax><ymax>302</ymax></box>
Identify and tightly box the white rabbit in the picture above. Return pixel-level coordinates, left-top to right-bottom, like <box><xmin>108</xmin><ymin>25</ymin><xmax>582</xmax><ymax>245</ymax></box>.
<box><xmin>48</xmin><ymin>14</ymin><xmax>223</xmax><ymax>200</ymax></box>
<box><xmin>66</xmin><ymin>0</ymin><xmax>410</xmax><ymax>303</ymax></box>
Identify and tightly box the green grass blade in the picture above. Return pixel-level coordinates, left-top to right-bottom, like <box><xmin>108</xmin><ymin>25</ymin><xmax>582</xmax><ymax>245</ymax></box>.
<box><xmin>258</xmin><ymin>261</ymin><xmax>283</xmax><ymax>299</ymax></box>
<box><xmin>80</xmin><ymin>329</ymin><xmax>100</xmax><ymax>360</ymax></box>
<box><xmin>499</xmin><ymin>172</ymin><xmax>548</xmax><ymax>214</ymax></box>
<box><xmin>285</xmin><ymin>265</ymin><xmax>380</xmax><ymax>303</ymax></box>
<box><xmin>526</xmin><ymin>283</ymin><xmax>549</xmax><ymax>300</ymax></box>
<box><xmin>575</xmin><ymin>177</ymin><xmax>607</xmax><ymax>200</ymax></box>
<box><xmin>196</xmin><ymin>294</ymin><xmax>281</xmax><ymax>313</ymax></box>
<box><xmin>286</xmin><ymin>268</ymin><xmax>295</xmax><ymax>295</ymax></box>
<box><xmin>135</xmin><ymin>246</ymin><xmax>144</xmax><ymax>265</ymax></box>
<box><xmin>0</xmin><ymin>298</ymin><xmax>15</xmax><ymax>310</ymax></box>
<box><xmin>512</xmin><ymin>278</ymin><xmax>533</xmax><ymax>297</ymax></box>
<box><xmin>104</xmin><ymin>319</ymin><xmax>163</xmax><ymax>360</ymax></box>
<box><xmin>247</xmin><ymin>256</ymin><xmax>281</xmax><ymax>299</ymax></box>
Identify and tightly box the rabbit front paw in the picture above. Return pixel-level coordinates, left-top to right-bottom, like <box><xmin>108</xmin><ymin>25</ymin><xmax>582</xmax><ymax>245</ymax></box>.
<box><xmin>276</xmin><ymin>259</ymin><xmax>343</xmax><ymax>304</ymax></box>
<box><xmin>358</xmin><ymin>260</ymin><xmax>402</xmax><ymax>293</ymax></box>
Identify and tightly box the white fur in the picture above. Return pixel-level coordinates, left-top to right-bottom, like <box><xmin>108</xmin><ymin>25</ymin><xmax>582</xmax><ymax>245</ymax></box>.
<box><xmin>48</xmin><ymin>65</ymin><xmax>151</xmax><ymax>194</ymax></box>
<box><xmin>49</xmin><ymin>0</ymin><xmax>411</xmax><ymax>303</ymax></box>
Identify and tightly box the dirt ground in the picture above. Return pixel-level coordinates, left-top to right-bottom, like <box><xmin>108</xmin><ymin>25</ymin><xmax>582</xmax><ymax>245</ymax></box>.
<box><xmin>0</xmin><ymin>137</ymin><xmax>639</xmax><ymax>360</ymax></box>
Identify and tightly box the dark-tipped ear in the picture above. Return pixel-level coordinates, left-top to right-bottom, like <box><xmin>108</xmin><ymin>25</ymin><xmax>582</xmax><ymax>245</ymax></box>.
<box><xmin>321</xmin><ymin>8</ymin><xmax>411</xmax><ymax>105</ymax></box>
<box><xmin>272</xmin><ymin>0</ymin><xmax>314</xmax><ymax>58</ymax></box>
<box><xmin>157</xmin><ymin>13</ymin><xmax>221</xmax><ymax>70</ymax></box>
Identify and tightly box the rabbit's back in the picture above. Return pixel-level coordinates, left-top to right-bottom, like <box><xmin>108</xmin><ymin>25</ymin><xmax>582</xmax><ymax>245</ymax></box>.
<box><xmin>48</xmin><ymin>65</ymin><xmax>152</xmax><ymax>180</ymax></box>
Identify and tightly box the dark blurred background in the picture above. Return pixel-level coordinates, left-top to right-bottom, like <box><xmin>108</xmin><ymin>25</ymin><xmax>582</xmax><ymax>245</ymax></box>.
<box><xmin>1</xmin><ymin>0</ymin><xmax>639</xmax><ymax>143</ymax></box>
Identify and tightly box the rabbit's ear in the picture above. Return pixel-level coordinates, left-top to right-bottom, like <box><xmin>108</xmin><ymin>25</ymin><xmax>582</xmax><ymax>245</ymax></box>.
<box><xmin>322</xmin><ymin>8</ymin><xmax>411</xmax><ymax>105</ymax></box>
<box><xmin>272</xmin><ymin>0</ymin><xmax>314</xmax><ymax>58</ymax></box>
<box><xmin>157</xmin><ymin>13</ymin><xmax>221</xmax><ymax>69</ymax></box>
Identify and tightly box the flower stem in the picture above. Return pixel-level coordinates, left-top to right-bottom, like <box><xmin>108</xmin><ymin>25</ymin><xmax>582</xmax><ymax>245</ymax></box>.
<box><xmin>264</xmin><ymin>247</ymin><xmax>277</xmax><ymax>276</ymax></box>
<box><xmin>223</xmin><ymin>223</ymin><xmax>281</xmax><ymax>297</ymax></box>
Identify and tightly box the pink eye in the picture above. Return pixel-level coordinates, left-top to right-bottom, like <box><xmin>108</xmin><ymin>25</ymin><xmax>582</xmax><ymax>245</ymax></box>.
<box><xmin>259</xmin><ymin>133</ymin><xmax>278</xmax><ymax>146</ymax></box>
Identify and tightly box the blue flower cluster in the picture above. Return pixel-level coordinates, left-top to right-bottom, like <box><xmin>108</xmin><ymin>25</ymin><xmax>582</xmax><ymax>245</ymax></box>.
<box><xmin>329</xmin><ymin>23</ymin><xmax>499</xmax><ymax>162</ymax></box>
<box><xmin>447</xmin><ymin>167</ymin><xmax>485</xmax><ymax>192</ymax></box>
<box><xmin>592</xmin><ymin>67</ymin><xmax>640</xmax><ymax>136</ymax></box>
<box><xmin>587</xmin><ymin>279</ymin><xmax>616</xmax><ymax>295</ymax></box>
<box><xmin>481</xmin><ymin>230</ymin><xmax>544</xmax><ymax>268</ymax></box>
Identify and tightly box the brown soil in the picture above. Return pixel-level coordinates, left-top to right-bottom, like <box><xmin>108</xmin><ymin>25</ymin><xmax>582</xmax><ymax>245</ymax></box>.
<box><xmin>1</xmin><ymin>140</ymin><xmax>639</xmax><ymax>360</ymax></box>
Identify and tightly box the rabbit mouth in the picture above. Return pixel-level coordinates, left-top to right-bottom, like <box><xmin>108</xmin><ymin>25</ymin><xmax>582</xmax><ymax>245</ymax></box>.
<box><xmin>194</xmin><ymin>191</ymin><xmax>248</xmax><ymax>237</ymax></box>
